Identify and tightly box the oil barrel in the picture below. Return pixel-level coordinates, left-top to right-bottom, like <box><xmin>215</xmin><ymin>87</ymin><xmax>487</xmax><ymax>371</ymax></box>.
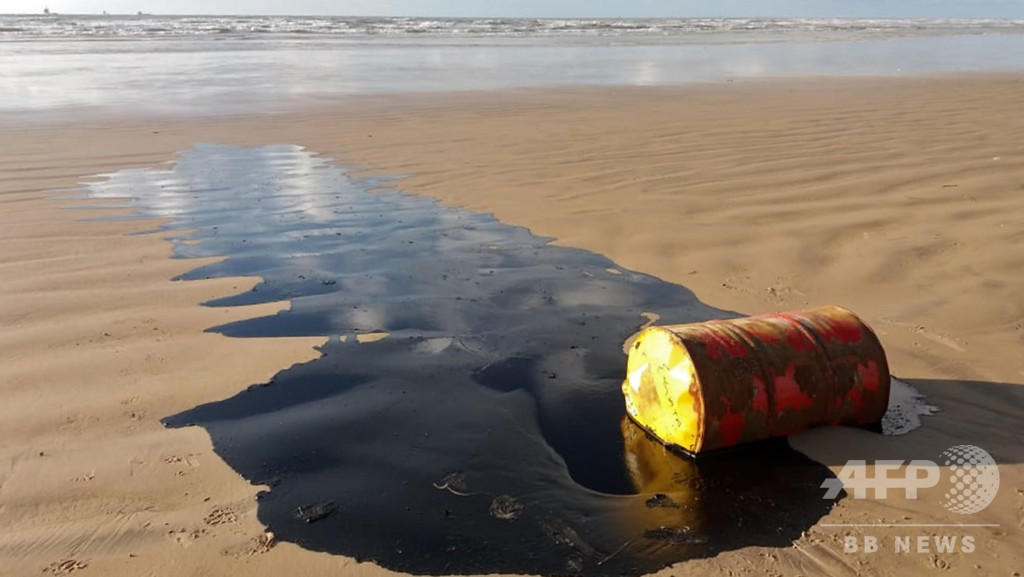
<box><xmin>622</xmin><ymin>305</ymin><xmax>890</xmax><ymax>455</ymax></box>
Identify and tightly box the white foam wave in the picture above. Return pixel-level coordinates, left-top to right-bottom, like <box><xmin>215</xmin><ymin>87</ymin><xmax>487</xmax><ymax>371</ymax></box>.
<box><xmin>2</xmin><ymin>15</ymin><xmax>1023</xmax><ymax>40</ymax></box>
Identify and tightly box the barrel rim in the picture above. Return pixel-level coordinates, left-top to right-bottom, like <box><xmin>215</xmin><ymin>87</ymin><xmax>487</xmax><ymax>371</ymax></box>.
<box><xmin>635</xmin><ymin>325</ymin><xmax>707</xmax><ymax>453</ymax></box>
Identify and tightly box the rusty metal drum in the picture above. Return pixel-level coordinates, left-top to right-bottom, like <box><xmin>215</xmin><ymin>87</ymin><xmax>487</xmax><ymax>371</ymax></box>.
<box><xmin>621</xmin><ymin>305</ymin><xmax>890</xmax><ymax>455</ymax></box>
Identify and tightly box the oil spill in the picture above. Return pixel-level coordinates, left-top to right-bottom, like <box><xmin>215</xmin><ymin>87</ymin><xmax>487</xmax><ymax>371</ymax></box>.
<box><xmin>78</xmin><ymin>144</ymin><xmax>842</xmax><ymax>575</ymax></box>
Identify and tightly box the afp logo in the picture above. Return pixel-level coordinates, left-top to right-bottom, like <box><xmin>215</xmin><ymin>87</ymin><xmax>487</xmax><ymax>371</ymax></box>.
<box><xmin>938</xmin><ymin>445</ymin><xmax>1000</xmax><ymax>514</ymax></box>
<box><xmin>821</xmin><ymin>444</ymin><xmax>1000</xmax><ymax>514</ymax></box>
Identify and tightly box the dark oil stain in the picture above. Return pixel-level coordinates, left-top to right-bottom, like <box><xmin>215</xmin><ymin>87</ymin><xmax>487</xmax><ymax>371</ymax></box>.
<box><xmin>76</xmin><ymin>144</ymin><xmax>840</xmax><ymax>576</ymax></box>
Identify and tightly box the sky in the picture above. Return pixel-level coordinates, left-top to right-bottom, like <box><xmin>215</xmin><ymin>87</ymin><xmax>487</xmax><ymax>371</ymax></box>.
<box><xmin>4</xmin><ymin>0</ymin><xmax>1023</xmax><ymax>18</ymax></box>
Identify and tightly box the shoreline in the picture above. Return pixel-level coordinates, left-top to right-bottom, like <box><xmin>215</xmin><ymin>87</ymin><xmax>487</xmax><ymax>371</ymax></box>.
<box><xmin>6</xmin><ymin>67</ymin><xmax>1024</xmax><ymax>128</ymax></box>
<box><xmin>2</xmin><ymin>71</ymin><xmax>1023</xmax><ymax>130</ymax></box>
<box><xmin>2</xmin><ymin>74</ymin><xmax>1022</xmax><ymax>575</ymax></box>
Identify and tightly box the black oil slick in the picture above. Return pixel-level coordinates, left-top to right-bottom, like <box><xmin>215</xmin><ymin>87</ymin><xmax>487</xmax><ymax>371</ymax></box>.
<box><xmin>77</xmin><ymin>144</ymin><xmax>837</xmax><ymax>576</ymax></box>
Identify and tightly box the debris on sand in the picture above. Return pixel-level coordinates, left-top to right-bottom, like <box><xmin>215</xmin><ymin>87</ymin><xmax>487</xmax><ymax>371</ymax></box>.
<box><xmin>294</xmin><ymin>501</ymin><xmax>337</xmax><ymax>523</ymax></box>
<box><xmin>489</xmin><ymin>494</ymin><xmax>524</xmax><ymax>520</ymax></box>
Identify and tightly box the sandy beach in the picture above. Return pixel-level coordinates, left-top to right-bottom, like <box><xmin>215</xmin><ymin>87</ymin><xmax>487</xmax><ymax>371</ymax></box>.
<box><xmin>2</xmin><ymin>73</ymin><xmax>1023</xmax><ymax>576</ymax></box>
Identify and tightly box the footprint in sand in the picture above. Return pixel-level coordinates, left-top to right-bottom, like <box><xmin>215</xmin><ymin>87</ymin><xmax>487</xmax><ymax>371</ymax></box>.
<box><xmin>203</xmin><ymin>506</ymin><xmax>238</xmax><ymax>526</ymax></box>
<box><xmin>167</xmin><ymin>527</ymin><xmax>207</xmax><ymax>548</ymax></box>
<box><xmin>43</xmin><ymin>559</ymin><xmax>88</xmax><ymax>575</ymax></box>
<box><xmin>124</xmin><ymin>409</ymin><xmax>147</xmax><ymax>422</ymax></box>
<box><xmin>163</xmin><ymin>453</ymin><xmax>201</xmax><ymax>467</ymax></box>
<box><xmin>222</xmin><ymin>532</ymin><xmax>276</xmax><ymax>558</ymax></box>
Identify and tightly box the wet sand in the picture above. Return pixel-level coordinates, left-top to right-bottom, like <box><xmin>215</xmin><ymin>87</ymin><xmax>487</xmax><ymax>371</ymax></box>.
<box><xmin>2</xmin><ymin>74</ymin><xmax>1024</xmax><ymax>576</ymax></box>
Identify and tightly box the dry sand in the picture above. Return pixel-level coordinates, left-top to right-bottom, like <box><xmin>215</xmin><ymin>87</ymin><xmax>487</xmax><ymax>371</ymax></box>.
<box><xmin>2</xmin><ymin>74</ymin><xmax>1023</xmax><ymax>575</ymax></box>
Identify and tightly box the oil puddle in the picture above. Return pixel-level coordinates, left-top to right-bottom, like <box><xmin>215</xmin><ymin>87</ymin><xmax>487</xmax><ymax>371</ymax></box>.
<box><xmin>78</xmin><ymin>144</ymin><xmax>848</xmax><ymax>575</ymax></box>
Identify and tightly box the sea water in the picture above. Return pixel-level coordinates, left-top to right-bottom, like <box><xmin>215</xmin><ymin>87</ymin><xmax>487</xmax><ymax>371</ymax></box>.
<box><xmin>3</xmin><ymin>15</ymin><xmax>1024</xmax><ymax>118</ymax></box>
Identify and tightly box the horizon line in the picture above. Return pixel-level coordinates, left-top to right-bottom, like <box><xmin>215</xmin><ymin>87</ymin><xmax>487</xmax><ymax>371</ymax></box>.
<box><xmin>5</xmin><ymin>12</ymin><xmax>1023</xmax><ymax>20</ymax></box>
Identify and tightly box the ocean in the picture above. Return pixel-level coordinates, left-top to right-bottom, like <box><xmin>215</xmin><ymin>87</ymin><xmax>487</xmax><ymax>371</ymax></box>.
<box><xmin>4</xmin><ymin>14</ymin><xmax>1024</xmax><ymax>39</ymax></box>
<box><xmin>2</xmin><ymin>14</ymin><xmax>1024</xmax><ymax>118</ymax></box>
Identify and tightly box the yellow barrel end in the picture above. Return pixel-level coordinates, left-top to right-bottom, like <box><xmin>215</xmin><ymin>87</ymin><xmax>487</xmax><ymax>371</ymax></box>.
<box><xmin>622</xmin><ymin>326</ymin><xmax>704</xmax><ymax>454</ymax></box>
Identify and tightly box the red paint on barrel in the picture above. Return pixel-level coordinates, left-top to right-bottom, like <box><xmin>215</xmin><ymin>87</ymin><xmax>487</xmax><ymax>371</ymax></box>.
<box><xmin>859</xmin><ymin>360</ymin><xmax>880</xmax><ymax>393</ymax></box>
<box><xmin>784</xmin><ymin>326</ymin><xmax>818</xmax><ymax>353</ymax></box>
<box><xmin>773</xmin><ymin>363</ymin><xmax>814</xmax><ymax>415</ymax></box>
<box><xmin>716</xmin><ymin>407</ymin><xmax>746</xmax><ymax>447</ymax></box>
